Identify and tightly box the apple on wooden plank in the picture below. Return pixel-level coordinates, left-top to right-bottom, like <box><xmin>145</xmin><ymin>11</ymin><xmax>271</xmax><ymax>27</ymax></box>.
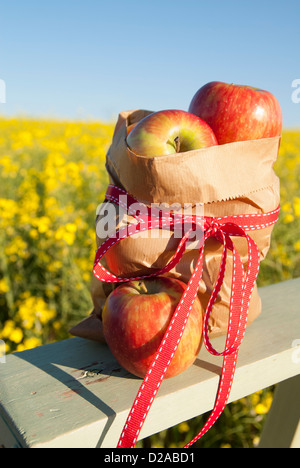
<box><xmin>102</xmin><ymin>277</ymin><xmax>203</xmax><ymax>379</ymax></box>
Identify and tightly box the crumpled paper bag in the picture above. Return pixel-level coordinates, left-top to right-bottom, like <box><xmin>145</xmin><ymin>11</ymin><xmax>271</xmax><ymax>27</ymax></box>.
<box><xmin>69</xmin><ymin>109</ymin><xmax>280</xmax><ymax>343</ymax></box>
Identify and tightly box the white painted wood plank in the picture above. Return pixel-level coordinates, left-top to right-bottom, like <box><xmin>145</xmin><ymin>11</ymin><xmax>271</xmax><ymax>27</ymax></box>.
<box><xmin>291</xmin><ymin>421</ymin><xmax>300</xmax><ymax>449</ymax></box>
<box><xmin>258</xmin><ymin>375</ymin><xmax>300</xmax><ymax>448</ymax></box>
<box><xmin>0</xmin><ymin>278</ymin><xmax>299</xmax><ymax>448</ymax></box>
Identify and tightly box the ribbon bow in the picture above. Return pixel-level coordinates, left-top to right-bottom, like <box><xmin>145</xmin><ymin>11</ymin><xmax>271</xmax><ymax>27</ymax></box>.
<box><xmin>93</xmin><ymin>184</ymin><xmax>280</xmax><ymax>448</ymax></box>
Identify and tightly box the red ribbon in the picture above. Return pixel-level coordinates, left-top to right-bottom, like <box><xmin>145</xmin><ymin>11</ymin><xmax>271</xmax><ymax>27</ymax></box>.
<box><xmin>93</xmin><ymin>184</ymin><xmax>280</xmax><ymax>448</ymax></box>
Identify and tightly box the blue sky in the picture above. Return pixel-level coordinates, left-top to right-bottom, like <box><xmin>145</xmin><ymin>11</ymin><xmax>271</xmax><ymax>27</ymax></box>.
<box><xmin>0</xmin><ymin>0</ymin><xmax>300</xmax><ymax>127</ymax></box>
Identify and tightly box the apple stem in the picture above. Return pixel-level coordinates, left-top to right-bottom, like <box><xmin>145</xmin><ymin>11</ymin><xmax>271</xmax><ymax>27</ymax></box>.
<box><xmin>138</xmin><ymin>281</ymin><xmax>148</xmax><ymax>294</ymax></box>
<box><xmin>174</xmin><ymin>136</ymin><xmax>180</xmax><ymax>153</ymax></box>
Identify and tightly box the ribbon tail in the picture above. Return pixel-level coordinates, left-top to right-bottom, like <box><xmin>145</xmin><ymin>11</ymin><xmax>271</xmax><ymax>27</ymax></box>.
<box><xmin>184</xmin><ymin>235</ymin><xmax>261</xmax><ymax>447</ymax></box>
<box><xmin>184</xmin><ymin>351</ymin><xmax>238</xmax><ymax>448</ymax></box>
<box><xmin>117</xmin><ymin>246</ymin><xmax>205</xmax><ymax>448</ymax></box>
<box><xmin>203</xmin><ymin>231</ymin><xmax>228</xmax><ymax>355</ymax></box>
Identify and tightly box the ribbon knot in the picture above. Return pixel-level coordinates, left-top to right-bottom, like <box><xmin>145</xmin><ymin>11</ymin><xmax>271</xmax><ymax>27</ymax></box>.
<box><xmin>93</xmin><ymin>184</ymin><xmax>280</xmax><ymax>448</ymax></box>
<box><xmin>205</xmin><ymin>219</ymin><xmax>221</xmax><ymax>236</ymax></box>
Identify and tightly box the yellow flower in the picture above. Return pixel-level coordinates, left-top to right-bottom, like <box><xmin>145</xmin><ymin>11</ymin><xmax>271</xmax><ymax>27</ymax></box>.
<box><xmin>250</xmin><ymin>392</ymin><xmax>261</xmax><ymax>406</ymax></box>
<box><xmin>32</xmin><ymin>216</ymin><xmax>51</xmax><ymax>234</ymax></box>
<box><xmin>281</xmin><ymin>202</ymin><xmax>292</xmax><ymax>213</ymax></box>
<box><xmin>48</xmin><ymin>260</ymin><xmax>63</xmax><ymax>273</ymax></box>
<box><xmin>254</xmin><ymin>393</ymin><xmax>273</xmax><ymax>415</ymax></box>
<box><xmin>29</xmin><ymin>228</ymin><xmax>39</xmax><ymax>240</ymax></box>
<box><xmin>52</xmin><ymin>321</ymin><xmax>62</xmax><ymax>331</ymax></box>
<box><xmin>75</xmin><ymin>257</ymin><xmax>91</xmax><ymax>274</ymax></box>
<box><xmin>0</xmin><ymin>199</ymin><xmax>18</xmax><ymax>223</ymax></box>
<box><xmin>55</xmin><ymin>224</ymin><xmax>77</xmax><ymax>246</ymax></box>
<box><xmin>19</xmin><ymin>189</ymin><xmax>40</xmax><ymax>216</ymax></box>
<box><xmin>17</xmin><ymin>296</ymin><xmax>56</xmax><ymax>329</ymax></box>
<box><xmin>16</xmin><ymin>337</ymin><xmax>42</xmax><ymax>351</ymax></box>
<box><xmin>9</xmin><ymin>328</ymin><xmax>24</xmax><ymax>344</ymax></box>
<box><xmin>2</xmin><ymin>341</ymin><xmax>11</xmax><ymax>354</ymax></box>
<box><xmin>82</xmin><ymin>272</ymin><xmax>91</xmax><ymax>282</ymax></box>
<box><xmin>0</xmin><ymin>278</ymin><xmax>9</xmax><ymax>294</ymax></box>
<box><xmin>283</xmin><ymin>213</ymin><xmax>294</xmax><ymax>224</ymax></box>
<box><xmin>178</xmin><ymin>422</ymin><xmax>189</xmax><ymax>433</ymax></box>
<box><xmin>294</xmin><ymin>197</ymin><xmax>300</xmax><ymax>217</ymax></box>
<box><xmin>44</xmin><ymin>196</ymin><xmax>63</xmax><ymax>218</ymax></box>
<box><xmin>0</xmin><ymin>321</ymin><xmax>23</xmax><ymax>344</ymax></box>
<box><xmin>255</xmin><ymin>403</ymin><xmax>269</xmax><ymax>415</ymax></box>
<box><xmin>0</xmin><ymin>155</ymin><xmax>19</xmax><ymax>177</ymax></box>
<box><xmin>4</xmin><ymin>236</ymin><xmax>28</xmax><ymax>260</ymax></box>
<box><xmin>294</xmin><ymin>241</ymin><xmax>300</xmax><ymax>252</ymax></box>
<box><xmin>11</xmin><ymin>131</ymin><xmax>33</xmax><ymax>150</ymax></box>
<box><xmin>0</xmin><ymin>320</ymin><xmax>15</xmax><ymax>339</ymax></box>
<box><xmin>65</xmin><ymin>223</ymin><xmax>77</xmax><ymax>233</ymax></box>
<box><xmin>47</xmin><ymin>151</ymin><xmax>66</xmax><ymax>167</ymax></box>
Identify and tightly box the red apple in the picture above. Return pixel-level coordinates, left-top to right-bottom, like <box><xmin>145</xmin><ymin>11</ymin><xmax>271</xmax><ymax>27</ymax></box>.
<box><xmin>126</xmin><ymin>109</ymin><xmax>218</xmax><ymax>157</ymax></box>
<box><xmin>188</xmin><ymin>81</ymin><xmax>282</xmax><ymax>145</ymax></box>
<box><xmin>102</xmin><ymin>277</ymin><xmax>203</xmax><ymax>379</ymax></box>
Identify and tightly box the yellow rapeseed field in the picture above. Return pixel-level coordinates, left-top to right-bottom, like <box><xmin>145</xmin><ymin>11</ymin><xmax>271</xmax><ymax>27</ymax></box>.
<box><xmin>0</xmin><ymin>117</ymin><xmax>299</xmax><ymax>448</ymax></box>
<box><xmin>0</xmin><ymin>117</ymin><xmax>114</xmax><ymax>351</ymax></box>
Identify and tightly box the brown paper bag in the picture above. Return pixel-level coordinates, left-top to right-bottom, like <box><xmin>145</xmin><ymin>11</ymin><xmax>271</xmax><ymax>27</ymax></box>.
<box><xmin>70</xmin><ymin>109</ymin><xmax>280</xmax><ymax>343</ymax></box>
